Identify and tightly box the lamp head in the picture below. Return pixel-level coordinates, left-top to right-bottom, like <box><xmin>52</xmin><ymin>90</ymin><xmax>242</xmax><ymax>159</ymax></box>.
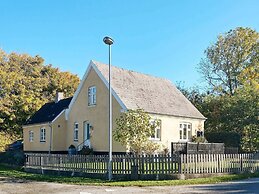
<box><xmin>103</xmin><ymin>36</ymin><xmax>114</xmax><ymax>45</ymax></box>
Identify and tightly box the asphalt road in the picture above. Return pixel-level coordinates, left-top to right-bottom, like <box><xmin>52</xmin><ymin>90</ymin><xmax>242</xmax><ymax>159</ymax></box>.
<box><xmin>0</xmin><ymin>176</ymin><xmax>259</xmax><ymax>194</ymax></box>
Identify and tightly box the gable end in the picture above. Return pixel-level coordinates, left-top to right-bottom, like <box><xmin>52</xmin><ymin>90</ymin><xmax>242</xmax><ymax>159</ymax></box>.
<box><xmin>65</xmin><ymin>61</ymin><xmax>127</xmax><ymax>119</ymax></box>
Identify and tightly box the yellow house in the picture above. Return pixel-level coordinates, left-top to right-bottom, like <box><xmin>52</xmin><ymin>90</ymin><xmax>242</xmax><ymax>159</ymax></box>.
<box><xmin>23</xmin><ymin>60</ymin><xmax>206</xmax><ymax>154</ymax></box>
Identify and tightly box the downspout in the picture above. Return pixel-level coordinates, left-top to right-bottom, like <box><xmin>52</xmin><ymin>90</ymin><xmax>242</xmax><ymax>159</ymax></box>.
<box><xmin>49</xmin><ymin>122</ymin><xmax>53</xmax><ymax>154</ymax></box>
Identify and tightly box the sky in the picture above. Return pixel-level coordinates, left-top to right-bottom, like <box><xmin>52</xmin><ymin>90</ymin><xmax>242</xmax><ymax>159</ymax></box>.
<box><xmin>1</xmin><ymin>0</ymin><xmax>259</xmax><ymax>89</ymax></box>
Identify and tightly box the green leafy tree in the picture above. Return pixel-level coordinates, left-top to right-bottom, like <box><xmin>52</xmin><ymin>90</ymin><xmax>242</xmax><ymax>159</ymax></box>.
<box><xmin>195</xmin><ymin>27</ymin><xmax>259</xmax><ymax>152</ymax></box>
<box><xmin>114</xmin><ymin>109</ymin><xmax>160</xmax><ymax>155</ymax></box>
<box><xmin>241</xmin><ymin>124</ymin><xmax>259</xmax><ymax>153</ymax></box>
<box><xmin>176</xmin><ymin>82</ymin><xmax>206</xmax><ymax>111</ymax></box>
<box><xmin>199</xmin><ymin>27</ymin><xmax>259</xmax><ymax>95</ymax></box>
<box><xmin>202</xmin><ymin>85</ymin><xmax>258</xmax><ymax>134</ymax></box>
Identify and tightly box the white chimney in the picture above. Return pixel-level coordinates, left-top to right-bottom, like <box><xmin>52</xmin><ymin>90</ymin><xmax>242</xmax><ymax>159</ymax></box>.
<box><xmin>55</xmin><ymin>92</ymin><xmax>64</xmax><ymax>103</ymax></box>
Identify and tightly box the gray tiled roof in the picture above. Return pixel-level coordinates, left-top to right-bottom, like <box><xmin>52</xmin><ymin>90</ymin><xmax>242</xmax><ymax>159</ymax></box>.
<box><xmin>93</xmin><ymin>61</ymin><xmax>205</xmax><ymax>119</ymax></box>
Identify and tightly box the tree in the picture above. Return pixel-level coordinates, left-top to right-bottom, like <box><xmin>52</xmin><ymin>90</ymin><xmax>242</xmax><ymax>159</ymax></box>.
<box><xmin>0</xmin><ymin>49</ymin><xmax>80</xmax><ymax>135</ymax></box>
<box><xmin>199</xmin><ymin>27</ymin><xmax>259</xmax><ymax>95</ymax></box>
<box><xmin>195</xmin><ymin>27</ymin><xmax>259</xmax><ymax>152</ymax></box>
<box><xmin>41</xmin><ymin>65</ymin><xmax>80</xmax><ymax>98</ymax></box>
<box><xmin>202</xmin><ymin>85</ymin><xmax>258</xmax><ymax>133</ymax></box>
<box><xmin>176</xmin><ymin>82</ymin><xmax>206</xmax><ymax>111</ymax></box>
<box><xmin>241</xmin><ymin>124</ymin><xmax>259</xmax><ymax>153</ymax></box>
<box><xmin>0</xmin><ymin>131</ymin><xmax>19</xmax><ymax>152</ymax></box>
<box><xmin>114</xmin><ymin>109</ymin><xmax>160</xmax><ymax>154</ymax></box>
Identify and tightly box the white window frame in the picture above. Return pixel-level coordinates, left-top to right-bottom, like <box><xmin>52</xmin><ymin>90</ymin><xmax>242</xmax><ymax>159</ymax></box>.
<box><xmin>29</xmin><ymin>131</ymin><xmax>34</xmax><ymax>142</ymax></box>
<box><xmin>150</xmin><ymin>120</ymin><xmax>161</xmax><ymax>141</ymax></box>
<box><xmin>88</xmin><ymin>86</ymin><xmax>96</xmax><ymax>106</ymax></box>
<box><xmin>74</xmin><ymin>122</ymin><xmax>79</xmax><ymax>141</ymax></box>
<box><xmin>179</xmin><ymin>123</ymin><xmax>192</xmax><ymax>141</ymax></box>
<box><xmin>40</xmin><ymin>128</ymin><xmax>46</xmax><ymax>142</ymax></box>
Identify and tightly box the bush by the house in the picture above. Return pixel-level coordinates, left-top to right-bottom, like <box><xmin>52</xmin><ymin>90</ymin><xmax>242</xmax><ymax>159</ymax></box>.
<box><xmin>0</xmin><ymin>150</ymin><xmax>25</xmax><ymax>166</ymax></box>
<box><xmin>205</xmin><ymin>131</ymin><xmax>240</xmax><ymax>148</ymax></box>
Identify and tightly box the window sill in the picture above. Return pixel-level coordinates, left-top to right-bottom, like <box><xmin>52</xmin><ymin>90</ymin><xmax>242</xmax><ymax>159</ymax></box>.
<box><xmin>179</xmin><ymin>139</ymin><xmax>191</xmax><ymax>142</ymax></box>
<box><xmin>40</xmin><ymin>141</ymin><xmax>46</xmax><ymax>143</ymax></box>
<box><xmin>88</xmin><ymin>104</ymin><xmax>96</xmax><ymax>107</ymax></box>
<box><xmin>150</xmin><ymin>138</ymin><xmax>161</xmax><ymax>142</ymax></box>
<box><xmin>74</xmin><ymin>140</ymin><xmax>78</xmax><ymax>142</ymax></box>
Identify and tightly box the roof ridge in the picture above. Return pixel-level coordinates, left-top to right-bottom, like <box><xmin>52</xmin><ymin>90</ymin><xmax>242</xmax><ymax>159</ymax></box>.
<box><xmin>47</xmin><ymin>96</ymin><xmax>73</xmax><ymax>104</ymax></box>
<box><xmin>92</xmin><ymin>60</ymin><xmax>173</xmax><ymax>83</ymax></box>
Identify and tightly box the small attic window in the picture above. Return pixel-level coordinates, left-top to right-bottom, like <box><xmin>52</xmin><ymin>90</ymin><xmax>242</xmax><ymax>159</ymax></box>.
<box><xmin>88</xmin><ymin>86</ymin><xmax>96</xmax><ymax>106</ymax></box>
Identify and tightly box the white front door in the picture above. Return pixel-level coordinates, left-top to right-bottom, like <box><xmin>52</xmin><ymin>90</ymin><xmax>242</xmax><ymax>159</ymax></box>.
<box><xmin>83</xmin><ymin>121</ymin><xmax>91</xmax><ymax>147</ymax></box>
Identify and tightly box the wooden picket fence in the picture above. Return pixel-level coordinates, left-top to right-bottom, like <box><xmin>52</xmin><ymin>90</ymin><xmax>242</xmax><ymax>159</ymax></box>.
<box><xmin>25</xmin><ymin>154</ymin><xmax>180</xmax><ymax>175</ymax></box>
<box><xmin>25</xmin><ymin>153</ymin><xmax>259</xmax><ymax>176</ymax></box>
<box><xmin>180</xmin><ymin>153</ymin><xmax>259</xmax><ymax>174</ymax></box>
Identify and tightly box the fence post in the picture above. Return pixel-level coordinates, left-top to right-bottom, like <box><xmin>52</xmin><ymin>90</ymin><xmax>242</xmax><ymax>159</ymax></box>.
<box><xmin>131</xmin><ymin>155</ymin><xmax>138</xmax><ymax>180</ymax></box>
<box><xmin>141</xmin><ymin>155</ymin><xmax>145</xmax><ymax>174</ymax></box>
<box><xmin>24</xmin><ymin>154</ymin><xmax>28</xmax><ymax>167</ymax></box>
<box><xmin>178</xmin><ymin>154</ymin><xmax>182</xmax><ymax>174</ymax></box>
<box><xmin>240</xmin><ymin>154</ymin><xmax>243</xmax><ymax>172</ymax></box>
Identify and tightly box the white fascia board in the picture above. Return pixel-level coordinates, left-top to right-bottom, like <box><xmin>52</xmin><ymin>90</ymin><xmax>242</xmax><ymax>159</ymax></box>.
<box><xmin>65</xmin><ymin>60</ymin><xmax>127</xmax><ymax>120</ymax></box>
<box><xmin>52</xmin><ymin>109</ymin><xmax>66</xmax><ymax>123</ymax></box>
<box><xmin>22</xmin><ymin>122</ymin><xmax>49</xmax><ymax>128</ymax></box>
<box><xmin>65</xmin><ymin>61</ymin><xmax>93</xmax><ymax>120</ymax></box>
<box><xmin>91</xmin><ymin>61</ymin><xmax>127</xmax><ymax>111</ymax></box>
<box><xmin>23</xmin><ymin>109</ymin><xmax>65</xmax><ymax>128</ymax></box>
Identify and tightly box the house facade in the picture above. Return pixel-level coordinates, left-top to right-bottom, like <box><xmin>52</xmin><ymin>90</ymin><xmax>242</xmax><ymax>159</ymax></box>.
<box><xmin>23</xmin><ymin>60</ymin><xmax>206</xmax><ymax>154</ymax></box>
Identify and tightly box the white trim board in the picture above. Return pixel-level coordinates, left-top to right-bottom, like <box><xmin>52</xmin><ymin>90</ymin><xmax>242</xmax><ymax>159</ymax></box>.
<box><xmin>52</xmin><ymin>109</ymin><xmax>66</xmax><ymax>123</ymax></box>
<box><xmin>23</xmin><ymin>122</ymin><xmax>49</xmax><ymax>128</ymax></box>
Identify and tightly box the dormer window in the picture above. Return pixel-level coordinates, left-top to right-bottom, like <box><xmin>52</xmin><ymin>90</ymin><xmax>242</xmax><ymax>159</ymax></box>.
<box><xmin>88</xmin><ymin>86</ymin><xmax>96</xmax><ymax>106</ymax></box>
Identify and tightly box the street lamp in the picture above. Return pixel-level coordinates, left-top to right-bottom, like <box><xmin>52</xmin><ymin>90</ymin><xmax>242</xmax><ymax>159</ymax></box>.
<box><xmin>103</xmin><ymin>36</ymin><xmax>114</xmax><ymax>181</ymax></box>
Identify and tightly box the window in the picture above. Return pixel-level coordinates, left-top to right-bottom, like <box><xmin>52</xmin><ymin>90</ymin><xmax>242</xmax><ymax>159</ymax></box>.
<box><xmin>179</xmin><ymin>123</ymin><xmax>192</xmax><ymax>141</ymax></box>
<box><xmin>150</xmin><ymin>120</ymin><xmax>161</xmax><ymax>140</ymax></box>
<box><xmin>29</xmin><ymin>131</ymin><xmax>34</xmax><ymax>142</ymax></box>
<box><xmin>40</xmin><ymin>128</ymin><xmax>46</xmax><ymax>142</ymax></box>
<box><xmin>74</xmin><ymin>122</ymin><xmax>79</xmax><ymax>141</ymax></box>
<box><xmin>88</xmin><ymin>86</ymin><xmax>96</xmax><ymax>106</ymax></box>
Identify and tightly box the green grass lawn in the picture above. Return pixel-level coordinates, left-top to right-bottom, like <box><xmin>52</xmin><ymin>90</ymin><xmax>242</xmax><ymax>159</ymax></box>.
<box><xmin>0</xmin><ymin>164</ymin><xmax>259</xmax><ymax>187</ymax></box>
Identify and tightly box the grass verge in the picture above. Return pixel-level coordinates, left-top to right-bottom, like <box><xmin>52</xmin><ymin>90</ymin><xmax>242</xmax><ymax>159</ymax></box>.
<box><xmin>0</xmin><ymin>164</ymin><xmax>259</xmax><ymax>187</ymax></box>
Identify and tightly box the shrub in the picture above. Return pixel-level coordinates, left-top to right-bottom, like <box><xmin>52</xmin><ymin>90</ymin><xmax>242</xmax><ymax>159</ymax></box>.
<box><xmin>192</xmin><ymin>136</ymin><xmax>208</xmax><ymax>143</ymax></box>
<box><xmin>79</xmin><ymin>146</ymin><xmax>93</xmax><ymax>155</ymax></box>
<box><xmin>0</xmin><ymin>150</ymin><xmax>25</xmax><ymax>166</ymax></box>
<box><xmin>205</xmin><ymin>131</ymin><xmax>240</xmax><ymax>147</ymax></box>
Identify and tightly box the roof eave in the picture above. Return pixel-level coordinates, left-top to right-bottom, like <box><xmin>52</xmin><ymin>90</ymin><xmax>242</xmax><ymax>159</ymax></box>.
<box><xmin>24</xmin><ymin>109</ymin><xmax>67</xmax><ymax>128</ymax></box>
<box><xmin>22</xmin><ymin>122</ymin><xmax>50</xmax><ymax>128</ymax></box>
<box><xmin>147</xmin><ymin>111</ymin><xmax>207</xmax><ymax>120</ymax></box>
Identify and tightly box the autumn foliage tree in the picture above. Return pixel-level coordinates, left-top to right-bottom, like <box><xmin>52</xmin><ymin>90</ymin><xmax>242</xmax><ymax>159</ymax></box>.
<box><xmin>0</xmin><ymin>49</ymin><xmax>80</xmax><ymax>136</ymax></box>
<box><xmin>199</xmin><ymin>27</ymin><xmax>259</xmax><ymax>95</ymax></box>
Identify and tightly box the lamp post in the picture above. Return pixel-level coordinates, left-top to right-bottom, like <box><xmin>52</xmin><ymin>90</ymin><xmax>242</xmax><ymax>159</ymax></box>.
<box><xmin>103</xmin><ymin>36</ymin><xmax>114</xmax><ymax>181</ymax></box>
